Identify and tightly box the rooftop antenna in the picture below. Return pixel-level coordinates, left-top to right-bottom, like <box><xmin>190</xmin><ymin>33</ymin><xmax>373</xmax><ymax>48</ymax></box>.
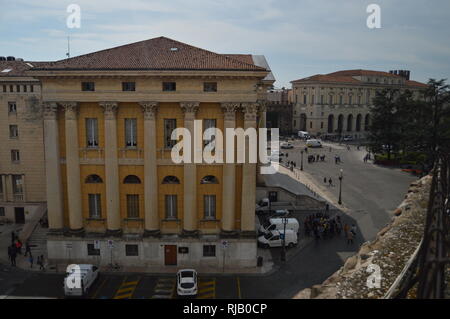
<box><xmin>66</xmin><ymin>36</ymin><xmax>71</xmax><ymax>58</ymax></box>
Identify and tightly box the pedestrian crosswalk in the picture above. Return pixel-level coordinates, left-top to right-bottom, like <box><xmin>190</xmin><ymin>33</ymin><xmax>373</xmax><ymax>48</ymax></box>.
<box><xmin>196</xmin><ymin>279</ymin><xmax>215</xmax><ymax>299</ymax></box>
<box><xmin>113</xmin><ymin>277</ymin><xmax>140</xmax><ymax>299</ymax></box>
<box><xmin>151</xmin><ymin>277</ymin><xmax>176</xmax><ymax>299</ymax></box>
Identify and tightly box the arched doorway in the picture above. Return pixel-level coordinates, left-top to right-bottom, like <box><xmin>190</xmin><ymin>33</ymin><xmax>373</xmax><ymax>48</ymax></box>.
<box><xmin>337</xmin><ymin>114</ymin><xmax>344</xmax><ymax>133</ymax></box>
<box><xmin>364</xmin><ymin>114</ymin><xmax>370</xmax><ymax>131</ymax></box>
<box><xmin>356</xmin><ymin>114</ymin><xmax>362</xmax><ymax>132</ymax></box>
<box><xmin>300</xmin><ymin>113</ymin><xmax>307</xmax><ymax>131</ymax></box>
<box><xmin>347</xmin><ymin>114</ymin><xmax>353</xmax><ymax>132</ymax></box>
<box><xmin>327</xmin><ymin>114</ymin><xmax>334</xmax><ymax>133</ymax></box>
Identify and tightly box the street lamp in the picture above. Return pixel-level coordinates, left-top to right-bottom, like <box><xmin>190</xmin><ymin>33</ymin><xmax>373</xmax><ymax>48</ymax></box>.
<box><xmin>280</xmin><ymin>216</ymin><xmax>287</xmax><ymax>262</ymax></box>
<box><xmin>338</xmin><ymin>169</ymin><xmax>343</xmax><ymax>205</ymax></box>
<box><xmin>300</xmin><ymin>150</ymin><xmax>304</xmax><ymax>171</ymax></box>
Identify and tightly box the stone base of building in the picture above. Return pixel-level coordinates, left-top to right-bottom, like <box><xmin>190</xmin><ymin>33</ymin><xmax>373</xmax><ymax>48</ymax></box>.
<box><xmin>46</xmin><ymin>234</ymin><xmax>257</xmax><ymax>271</ymax></box>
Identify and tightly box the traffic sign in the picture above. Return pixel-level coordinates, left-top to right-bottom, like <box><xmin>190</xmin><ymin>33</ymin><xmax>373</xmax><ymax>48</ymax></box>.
<box><xmin>221</xmin><ymin>240</ymin><xmax>229</xmax><ymax>249</ymax></box>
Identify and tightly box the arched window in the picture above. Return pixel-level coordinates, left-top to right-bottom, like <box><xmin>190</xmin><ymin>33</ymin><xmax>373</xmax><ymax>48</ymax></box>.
<box><xmin>123</xmin><ymin>175</ymin><xmax>141</xmax><ymax>184</ymax></box>
<box><xmin>347</xmin><ymin>114</ymin><xmax>353</xmax><ymax>132</ymax></box>
<box><xmin>162</xmin><ymin>176</ymin><xmax>180</xmax><ymax>184</ymax></box>
<box><xmin>200</xmin><ymin>175</ymin><xmax>219</xmax><ymax>184</ymax></box>
<box><xmin>337</xmin><ymin>114</ymin><xmax>344</xmax><ymax>133</ymax></box>
<box><xmin>85</xmin><ymin>174</ymin><xmax>103</xmax><ymax>183</ymax></box>
<box><xmin>356</xmin><ymin>114</ymin><xmax>362</xmax><ymax>132</ymax></box>
<box><xmin>364</xmin><ymin>114</ymin><xmax>371</xmax><ymax>131</ymax></box>
<box><xmin>327</xmin><ymin>114</ymin><xmax>334</xmax><ymax>133</ymax></box>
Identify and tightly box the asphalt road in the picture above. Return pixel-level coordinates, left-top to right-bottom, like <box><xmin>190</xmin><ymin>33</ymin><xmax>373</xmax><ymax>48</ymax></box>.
<box><xmin>0</xmin><ymin>140</ymin><xmax>417</xmax><ymax>299</ymax></box>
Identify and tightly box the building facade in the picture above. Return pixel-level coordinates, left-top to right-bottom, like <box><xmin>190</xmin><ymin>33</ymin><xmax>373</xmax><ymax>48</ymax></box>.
<box><xmin>291</xmin><ymin>70</ymin><xmax>427</xmax><ymax>139</ymax></box>
<box><xmin>0</xmin><ymin>58</ymin><xmax>46</xmax><ymax>224</ymax></box>
<box><xmin>30</xmin><ymin>37</ymin><xmax>274</xmax><ymax>269</ymax></box>
<box><xmin>266</xmin><ymin>88</ymin><xmax>294</xmax><ymax>136</ymax></box>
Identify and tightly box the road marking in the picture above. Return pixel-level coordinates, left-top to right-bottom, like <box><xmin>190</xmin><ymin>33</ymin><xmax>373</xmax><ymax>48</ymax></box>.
<box><xmin>237</xmin><ymin>277</ymin><xmax>241</xmax><ymax>299</ymax></box>
<box><xmin>196</xmin><ymin>279</ymin><xmax>215</xmax><ymax>299</ymax></box>
<box><xmin>151</xmin><ymin>277</ymin><xmax>175</xmax><ymax>299</ymax></box>
<box><xmin>90</xmin><ymin>277</ymin><xmax>108</xmax><ymax>299</ymax></box>
<box><xmin>113</xmin><ymin>276</ymin><xmax>141</xmax><ymax>299</ymax></box>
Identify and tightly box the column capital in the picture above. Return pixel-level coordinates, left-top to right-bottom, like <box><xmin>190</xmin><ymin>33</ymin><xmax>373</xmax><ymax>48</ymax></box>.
<box><xmin>60</xmin><ymin>102</ymin><xmax>79</xmax><ymax>120</ymax></box>
<box><xmin>43</xmin><ymin>102</ymin><xmax>59</xmax><ymax>120</ymax></box>
<box><xmin>221</xmin><ymin>102</ymin><xmax>239</xmax><ymax>121</ymax></box>
<box><xmin>241</xmin><ymin>102</ymin><xmax>258</xmax><ymax>121</ymax></box>
<box><xmin>100</xmin><ymin>101</ymin><xmax>118</xmax><ymax>119</ymax></box>
<box><xmin>139</xmin><ymin>101</ymin><xmax>159</xmax><ymax>120</ymax></box>
<box><xmin>180</xmin><ymin>102</ymin><xmax>200</xmax><ymax>115</ymax></box>
<box><xmin>256</xmin><ymin>99</ymin><xmax>268</xmax><ymax>112</ymax></box>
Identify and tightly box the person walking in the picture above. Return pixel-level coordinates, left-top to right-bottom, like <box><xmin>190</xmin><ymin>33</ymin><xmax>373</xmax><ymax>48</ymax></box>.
<box><xmin>16</xmin><ymin>240</ymin><xmax>22</xmax><ymax>255</ymax></box>
<box><xmin>7</xmin><ymin>245</ymin><xmax>13</xmax><ymax>263</ymax></box>
<box><xmin>24</xmin><ymin>242</ymin><xmax>31</xmax><ymax>257</ymax></box>
<box><xmin>10</xmin><ymin>245</ymin><xmax>17</xmax><ymax>267</ymax></box>
<box><xmin>28</xmin><ymin>254</ymin><xmax>34</xmax><ymax>269</ymax></box>
<box><xmin>324</xmin><ymin>177</ymin><xmax>327</xmax><ymax>184</ymax></box>
<box><xmin>328</xmin><ymin>178</ymin><xmax>333</xmax><ymax>187</ymax></box>
<box><xmin>346</xmin><ymin>228</ymin><xmax>354</xmax><ymax>244</ymax></box>
<box><xmin>38</xmin><ymin>255</ymin><xmax>45</xmax><ymax>271</ymax></box>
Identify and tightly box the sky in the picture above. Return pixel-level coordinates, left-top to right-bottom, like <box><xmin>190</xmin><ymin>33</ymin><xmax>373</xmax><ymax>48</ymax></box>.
<box><xmin>1</xmin><ymin>0</ymin><xmax>449</xmax><ymax>88</ymax></box>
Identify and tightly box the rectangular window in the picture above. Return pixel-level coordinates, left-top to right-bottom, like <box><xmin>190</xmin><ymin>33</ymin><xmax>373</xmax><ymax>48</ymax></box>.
<box><xmin>9</xmin><ymin>125</ymin><xmax>18</xmax><ymax>138</ymax></box>
<box><xmin>9</xmin><ymin>85</ymin><xmax>13</xmax><ymax>92</ymax></box>
<box><xmin>311</xmin><ymin>95</ymin><xmax>314</xmax><ymax>104</ymax></box>
<box><xmin>16</xmin><ymin>85</ymin><xmax>20</xmax><ymax>93</ymax></box>
<box><xmin>11</xmin><ymin>175</ymin><xmax>23</xmax><ymax>194</ymax></box>
<box><xmin>204</xmin><ymin>195</ymin><xmax>216</xmax><ymax>219</ymax></box>
<box><xmin>366</xmin><ymin>89</ymin><xmax>371</xmax><ymax>104</ymax></box>
<box><xmin>30</xmin><ymin>85</ymin><xmax>34</xmax><ymax>93</ymax></box>
<box><xmin>0</xmin><ymin>177</ymin><xmax>3</xmax><ymax>195</ymax></box>
<box><xmin>320</xmin><ymin>95</ymin><xmax>324</xmax><ymax>104</ymax></box>
<box><xmin>88</xmin><ymin>194</ymin><xmax>101</xmax><ymax>219</ymax></box>
<box><xmin>303</xmin><ymin>95</ymin><xmax>307</xmax><ymax>104</ymax></box>
<box><xmin>165</xmin><ymin>195</ymin><xmax>178</xmax><ymax>219</ymax></box>
<box><xmin>85</xmin><ymin>118</ymin><xmax>99</xmax><ymax>148</ymax></box>
<box><xmin>339</xmin><ymin>95</ymin><xmax>343</xmax><ymax>105</ymax></box>
<box><xmin>23</xmin><ymin>85</ymin><xmax>27</xmax><ymax>92</ymax></box>
<box><xmin>358</xmin><ymin>95</ymin><xmax>361</xmax><ymax>105</ymax></box>
<box><xmin>11</xmin><ymin>150</ymin><xmax>20</xmax><ymax>163</ymax></box>
<box><xmin>164</xmin><ymin>119</ymin><xmax>177</xmax><ymax>148</ymax></box>
<box><xmin>81</xmin><ymin>82</ymin><xmax>95</xmax><ymax>91</ymax></box>
<box><xmin>203</xmin><ymin>245</ymin><xmax>216</xmax><ymax>257</ymax></box>
<box><xmin>125</xmin><ymin>118</ymin><xmax>137</xmax><ymax>147</ymax></box>
<box><xmin>349</xmin><ymin>95</ymin><xmax>352</xmax><ymax>105</ymax></box>
<box><xmin>122</xmin><ymin>82</ymin><xmax>136</xmax><ymax>91</ymax></box>
<box><xmin>8</xmin><ymin>102</ymin><xmax>17</xmax><ymax>114</ymax></box>
<box><xmin>126</xmin><ymin>194</ymin><xmax>140</xmax><ymax>218</ymax></box>
<box><xmin>0</xmin><ymin>207</ymin><xmax>4</xmax><ymax>217</ymax></box>
<box><xmin>87</xmin><ymin>244</ymin><xmax>100</xmax><ymax>256</ymax></box>
<box><xmin>125</xmin><ymin>244</ymin><xmax>139</xmax><ymax>256</ymax></box>
<box><xmin>203</xmin><ymin>119</ymin><xmax>216</xmax><ymax>147</ymax></box>
<box><xmin>162</xmin><ymin>82</ymin><xmax>176</xmax><ymax>92</ymax></box>
<box><xmin>203</xmin><ymin>82</ymin><xmax>217</xmax><ymax>92</ymax></box>
<box><xmin>329</xmin><ymin>95</ymin><xmax>333</xmax><ymax>105</ymax></box>
<box><xmin>321</xmin><ymin>122</ymin><xmax>324</xmax><ymax>129</ymax></box>
<box><xmin>310</xmin><ymin>122</ymin><xmax>312</xmax><ymax>129</ymax></box>
<box><xmin>2</xmin><ymin>85</ymin><xmax>6</xmax><ymax>92</ymax></box>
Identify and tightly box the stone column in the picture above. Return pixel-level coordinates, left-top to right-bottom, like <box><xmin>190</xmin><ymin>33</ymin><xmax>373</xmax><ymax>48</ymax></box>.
<box><xmin>240</xmin><ymin>103</ymin><xmax>258</xmax><ymax>235</ymax></box>
<box><xmin>140</xmin><ymin>102</ymin><xmax>160</xmax><ymax>236</ymax></box>
<box><xmin>256</xmin><ymin>100</ymin><xmax>267</xmax><ymax>186</ymax></box>
<box><xmin>1</xmin><ymin>175</ymin><xmax>7</xmax><ymax>201</ymax></box>
<box><xmin>100</xmin><ymin>102</ymin><xmax>121</xmax><ymax>235</ymax></box>
<box><xmin>61</xmin><ymin>102</ymin><xmax>84</xmax><ymax>233</ymax></box>
<box><xmin>220</xmin><ymin>102</ymin><xmax>239</xmax><ymax>234</ymax></box>
<box><xmin>181</xmin><ymin>102</ymin><xmax>199</xmax><ymax>235</ymax></box>
<box><xmin>43</xmin><ymin>102</ymin><xmax>64</xmax><ymax>232</ymax></box>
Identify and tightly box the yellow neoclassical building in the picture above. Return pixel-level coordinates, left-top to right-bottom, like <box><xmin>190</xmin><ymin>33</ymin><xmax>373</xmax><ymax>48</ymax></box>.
<box><xmin>30</xmin><ymin>37</ymin><xmax>274</xmax><ymax>269</ymax></box>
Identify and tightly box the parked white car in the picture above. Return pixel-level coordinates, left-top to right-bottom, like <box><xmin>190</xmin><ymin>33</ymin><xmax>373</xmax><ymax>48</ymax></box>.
<box><xmin>177</xmin><ymin>269</ymin><xmax>198</xmax><ymax>297</ymax></box>
<box><xmin>258</xmin><ymin>229</ymin><xmax>298</xmax><ymax>248</ymax></box>
<box><xmin>259</xmin><ymin>217</ymin><xmax>299</xmax><ymax>235</ymax></box>
<box><xmin>280</xmin><ymin>142</ymin><xmax>294</xmax><ymax>149</ymax></box>
<box><xmin>269</xmin><ymin>209</ymin><xmax>290</xmax><ymax>218</ymax></box>
<box><xmin>63</xmin><ymin>264</ymin><xmax>99</xmax><ymax>297</ymax></box>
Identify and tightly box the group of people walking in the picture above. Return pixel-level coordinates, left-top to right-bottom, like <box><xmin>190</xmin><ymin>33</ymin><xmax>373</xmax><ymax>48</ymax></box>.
<box><xmin>303</xmin><ymin>213</ymin><xmax>356</xmax><ymax>244</ymax></box>
<box><xmin>7</xmin><ymin>231</ymin><xmax>45</xmax><ymax>270</ymax></box>
<box><xmin>308</xmin><ymin>154</ymin><xmax>326</xmax><ymax>163</ymax></box>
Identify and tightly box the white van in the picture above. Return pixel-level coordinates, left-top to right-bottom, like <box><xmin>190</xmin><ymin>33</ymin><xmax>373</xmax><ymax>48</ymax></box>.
<box><xmin>298</xmin><ymin>131</ymin><xmax>309</xmax><ymax>139</ymax></box>
<box><xmin>258</xmin><ymin>229</ymin><xmax>298</xmax><ymax>248</ymax></box>
<box><xmin>306</xmin><ymin>139</ymin><xmax>322</xmax><ymax>148</ymax></box>
<box><xmin>259</xmin><ymin>217</ymin><xmax>299</xmax><ymax>235</ymax></box>
<box><xmin>64</xmin><ymin>264</ymin><xmax>99</xmax><ymax>297</ymax></box>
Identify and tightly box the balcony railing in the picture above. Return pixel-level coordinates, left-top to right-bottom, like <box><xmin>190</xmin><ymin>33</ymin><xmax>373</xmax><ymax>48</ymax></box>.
<box><xmin>13</xmin><ymin>193</ymin><xmax>24</xmax><ymax>201</ymax></box>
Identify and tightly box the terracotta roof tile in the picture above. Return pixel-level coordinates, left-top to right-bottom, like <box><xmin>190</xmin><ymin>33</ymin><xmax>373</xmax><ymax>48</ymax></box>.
<box><xmin>0</xmin><ymin>61</ymin><xmax>46</xmax><ymax>77</ymax></box>
<box><xmin>291</xmin><ymin>74</ymin><xmax>360</xmax><ymax>84</ymax></box>
<box><xmin>327</xmin><ymin>69</ymin><xmax>401</xmax><ymax>78</ymax></box>
<box><xmin>405</xmin><ymin>80</ymin><xmax>428</xmax><ymax>88</ymax></box>
<box><xmin>33</xmin><ymin>37</ymin><xmax>266</xmax><ymax>72</ymax></box>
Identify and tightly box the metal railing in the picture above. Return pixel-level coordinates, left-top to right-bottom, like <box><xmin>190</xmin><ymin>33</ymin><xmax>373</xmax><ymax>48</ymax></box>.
<box><xmin>390</xmin><ymin>152</ymin><xmax>450</xmax><ymax>299</ymax></box>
